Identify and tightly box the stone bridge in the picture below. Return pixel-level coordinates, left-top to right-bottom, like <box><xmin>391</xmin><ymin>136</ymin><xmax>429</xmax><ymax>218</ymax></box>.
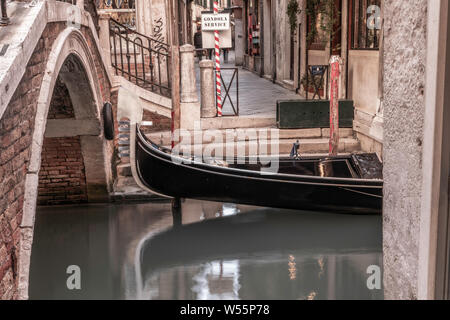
<box><xmin>0</xmin><ymin>0</ymin><xmax>173</xmax><ymax>299</ymax></box>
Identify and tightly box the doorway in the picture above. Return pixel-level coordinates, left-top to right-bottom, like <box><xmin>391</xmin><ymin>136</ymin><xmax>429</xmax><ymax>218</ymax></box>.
<box><xmin>289</xmin><ymin>31</ymin><xmax>295</xmax><ymax>80</ymax></box>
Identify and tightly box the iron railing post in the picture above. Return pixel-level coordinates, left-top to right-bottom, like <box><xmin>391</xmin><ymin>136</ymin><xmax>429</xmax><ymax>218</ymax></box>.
<box><xmin>0</xmin><ymin>0</ymin><xmax>10</xmax><ymax>26</ymax></box>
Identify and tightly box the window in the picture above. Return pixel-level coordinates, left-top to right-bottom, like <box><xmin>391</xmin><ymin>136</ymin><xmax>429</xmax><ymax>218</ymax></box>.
<box><xmin>308</xmin><ymin>11</ymin><xmax>329</xmax><ymax>50</ymax></box>
<box><xmin>350</xmin><ymin>0</ymin><xmax>381</xmax><ymax>50</ymax></box>
<box><xmin>307</xmin><ymin>0</ymin><xmax>341</xmax><ymax>52</ymax></box>
<box><xmin>195</xmin><ymin>0</ymin><xmax>207</xmax><ymax>7</ymax></box>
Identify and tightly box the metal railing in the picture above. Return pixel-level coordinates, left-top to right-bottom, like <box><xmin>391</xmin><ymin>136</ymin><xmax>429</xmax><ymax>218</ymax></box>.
<box><xmin>305</xmin><ymin>65</ymin><xmax>329</xmax><ymax>100</ymax></box>
<box><xmin>109</xmin><ymin>18</ymin><xmax>171</xmax><ymax>97</ymax></box>
<box><xmin>216</xmin><ymin>67</ymin><xmax>239</xmax><ymax>116</ymax></box>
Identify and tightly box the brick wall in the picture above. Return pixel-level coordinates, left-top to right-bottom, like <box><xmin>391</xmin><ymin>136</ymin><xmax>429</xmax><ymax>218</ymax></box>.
<box><xmin>47</xmin><ymin>77</ymin><xmax>75</xmax><ymax>119</ymax></box>
<box><xmin>36</xmin><ymin>76</ymin><xmax>89</xmax><ymax>206</ymax></box>
<box><xmin>83</xmin><ymin>26</ymin><xmax>111</xmax><ymax>103</ymax></box>
<box><xmin>141</xmin><ymin>109</ymin><xmax>171</xmax><ymax>134</ymax></box>
<box><xmin>38</xmin><ymin>137</ymin><xmax>88</xmax><ymax>206</ymax></box>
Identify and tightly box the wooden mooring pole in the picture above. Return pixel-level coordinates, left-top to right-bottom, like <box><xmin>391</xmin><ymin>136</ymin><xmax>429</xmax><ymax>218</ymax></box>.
<box><xmin>329</xmin><ymin>56</ymin><xmax>342</xmax><ymax>156</ymax></box>
<box><xmin>172</xmin><ymin>198</ymin><xmax>182</xmax><ymax>227</ymax></box>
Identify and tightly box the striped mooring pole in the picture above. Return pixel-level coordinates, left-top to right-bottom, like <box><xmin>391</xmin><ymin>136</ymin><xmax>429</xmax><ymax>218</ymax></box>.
<box><xmin>329</xmin><ymin>55</ymin><xmax>342</xmax><ymax>156</ymax></box>
<box><xmin>214</xmin><ymin>1</ymin><xmax>222</xmax><ymax>117</ymax></box>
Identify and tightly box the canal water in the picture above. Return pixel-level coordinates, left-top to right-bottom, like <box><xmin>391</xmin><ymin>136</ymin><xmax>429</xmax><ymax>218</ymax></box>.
<box><xmin>29</xmin><ymin>200</ymin><xmax>383</xmax><ymax>300</ymax></box>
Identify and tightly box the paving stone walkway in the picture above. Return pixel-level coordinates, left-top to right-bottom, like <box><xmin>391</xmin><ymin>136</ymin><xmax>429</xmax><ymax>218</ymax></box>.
<box><xmin>195</xmin><ymin>51</ymin><xmax>300</xmax><ymax>118</ymax></box>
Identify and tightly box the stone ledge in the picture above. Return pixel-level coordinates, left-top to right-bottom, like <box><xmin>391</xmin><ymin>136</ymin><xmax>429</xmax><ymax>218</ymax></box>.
<box><xmin>147</xmin><ymin>128</ymin><xmax>355</xmax><ymax>146</ymax></box>
<box><xmin>112</xmin><ymin>176</ymin><xmax>166</xmax><ymax>202</ymax></box>
<box><xmin>158</xmin><ymin>137</ymin><xmax>361</xmax><ymax>155</ymax></box>
<box><xmin>354</xmin><ymin>119</ymin><xmax>383</xmax><ymax>144</ymax></box>
<box><xmin>117</xmin><ymin>76</ymin><xmax>172</xmax><ymax>121</ymax></box>
<box><xmin>44</xmin><ymin>119</ymin><xmax>101</xmax><ymax>137</ymax></box>
<box><xmin>201</xmin><ymin>117</ymin><xmax>276</xmax><ymax>130</ymax></box>
<box><xmin>0</xmin><ymin>1</ymin><xmax>46</xmax><ymax>119</ymax></box>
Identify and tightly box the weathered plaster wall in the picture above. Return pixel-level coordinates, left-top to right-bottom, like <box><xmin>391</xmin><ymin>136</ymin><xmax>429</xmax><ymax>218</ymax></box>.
<box><xmin>347</xmin><ymin>2</ymin><xmax>384</xmax><ymax>157</ymax></box>
<box><xmin>275</xmin><ymin>0</ymin><xmax>288</xmax><ymax>81</ymax></box>
<box><xmin>348</xmin><ymin>50</ymin><xmax>380</xmax><ymax>115</ymax></box>
<box><xmin>135</xmin><ymin>0</ymin><xmax>168</xmax><ymax>45</ymax></box>
<box><xmin>383</xmin><ymin>0</ymin><xmax>427</xmax><ymax>300</ymax></box>
<box><xmin>263</xmin><ymin>0</ymin><xmax>272</xmax><ymax>76</ymax></box>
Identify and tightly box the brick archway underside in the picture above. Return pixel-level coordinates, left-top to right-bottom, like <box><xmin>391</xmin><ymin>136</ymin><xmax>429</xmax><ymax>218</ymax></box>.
<box><xmin>38</xmin><ymin>53</ymin><xmax>108</xmax><ymax>206</ymax></box>
<box><xmin>38</xmin><ymin>75</ymin><xmax>88</xmax><ymax>206</ymax></box>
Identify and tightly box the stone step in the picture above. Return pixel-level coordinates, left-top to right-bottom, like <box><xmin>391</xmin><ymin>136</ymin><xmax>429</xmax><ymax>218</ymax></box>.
<box><xmin>159</xmin><ymin>137</ymin><xmax>361</xmax><ymax>156</ymax></box>
<box><xmin>117</xmin><ymin>163</ymin><xmax>132</xmax><ymax>177</ymax></box>
<box><xmin>112</xmin><ymin>176</ymin><xmax>165</xmax><ymax>202</ymax></box>
<box><xmin>200</xmin><ymin>117</ymin><xmax>276</xmax><ymax>130</ymax></box>
<box><xmin>146</xmin><ymin>128</ymin><xmax>355</xmax><ymax>146</ymax></box>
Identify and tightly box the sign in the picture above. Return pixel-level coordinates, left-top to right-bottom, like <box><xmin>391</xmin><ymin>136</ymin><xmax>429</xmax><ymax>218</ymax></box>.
<box><xmin>201</xmin><ymin>13</ymin><xmax>230</xmax><ymax>31</ymax></box>
<box><xmin>202</xmin><ymin>29</ymin><xmax>232</xmax><ymax>49</ymax></box>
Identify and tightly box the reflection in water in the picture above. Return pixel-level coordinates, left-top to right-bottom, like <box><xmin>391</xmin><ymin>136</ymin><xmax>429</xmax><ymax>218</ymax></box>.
<box><xmin>288</xmin><ymin>255</ymin><xmax>297</xmax><ymax>280</ymax></box>
<box><xmin>29</xmin><ymin>200</ymin><xmax>383</xmax><ymax>300</ymax></box>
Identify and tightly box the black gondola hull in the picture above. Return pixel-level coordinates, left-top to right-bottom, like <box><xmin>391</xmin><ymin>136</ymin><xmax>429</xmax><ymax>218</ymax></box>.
<box><xmin>135</xmin><ymin>129</ymin><xmax>383</xmax><ymax>214</ymax></box>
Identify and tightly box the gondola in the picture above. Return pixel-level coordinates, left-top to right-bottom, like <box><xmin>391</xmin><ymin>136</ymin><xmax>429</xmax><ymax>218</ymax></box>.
<box><xmin>134</xmin><ymin>125</ymin><xmax>383</xmax><ymax>214</ymax></box>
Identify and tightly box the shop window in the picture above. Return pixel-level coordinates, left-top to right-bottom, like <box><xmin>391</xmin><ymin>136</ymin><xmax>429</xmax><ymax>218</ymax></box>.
<box><xmin>196</xmin><ymin>0</ymin><xmax>209</xmax><ymax>8</ymax></box>
<box><xmin>246</xmin><ymin>0</ymin><xmax>260</xmax><ymax>56</ymax></box>
<box><xmin>309</xmin><ymin>12</ymin><xmax>329</xmax><ymax>50</ymax></box>
<box><xmin>307</xmin><ymin>0</ymin><xmax>341</xmax><ymax>52</ymax></box>
<box><xmin>350</xmin><ymin>0</ymin><xmax>381</xmax><ymax>50</ymax></box>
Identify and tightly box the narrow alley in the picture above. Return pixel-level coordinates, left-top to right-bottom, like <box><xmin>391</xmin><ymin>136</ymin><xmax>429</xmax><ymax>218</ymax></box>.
<box><xmin>196</xmin><ymin>51</ymin><xmax>299</xmax><ymax>118</ymax></box>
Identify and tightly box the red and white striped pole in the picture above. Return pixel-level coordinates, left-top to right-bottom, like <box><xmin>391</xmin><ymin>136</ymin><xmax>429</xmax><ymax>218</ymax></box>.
<box><xmin>329</xmin><ymin>55</ymin><xmax>342</xmax><ymax>156</ymax></box>
<box><xmin>214</xmin><ymin>1</ymin><xmax>222</xmax><ymax>117</ymax></box>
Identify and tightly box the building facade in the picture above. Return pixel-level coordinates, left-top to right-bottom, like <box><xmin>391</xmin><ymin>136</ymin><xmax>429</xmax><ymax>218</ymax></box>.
<box><xmin>237</xmin><ymin>0</ymin><xmax>383</xmax><ymax>156</ymax></box>
<box><xmin>98</xmin><ymin>0</ymin><xmax>196</xmax><ymax>46</ymax></box>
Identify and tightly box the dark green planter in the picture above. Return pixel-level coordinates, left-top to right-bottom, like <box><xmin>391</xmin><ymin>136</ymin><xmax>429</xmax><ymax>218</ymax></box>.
<box><xmin>276</xmin><ymin>99</ymin><xmax>355</xmax><ymax>129</ymax></box>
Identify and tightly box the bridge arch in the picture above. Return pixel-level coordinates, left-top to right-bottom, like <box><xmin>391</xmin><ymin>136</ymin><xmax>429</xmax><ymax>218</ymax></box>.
<box><xmin>18</xmin><ymin>27</ymin><xmax>113</xmax><ymax>299</ymax></box>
